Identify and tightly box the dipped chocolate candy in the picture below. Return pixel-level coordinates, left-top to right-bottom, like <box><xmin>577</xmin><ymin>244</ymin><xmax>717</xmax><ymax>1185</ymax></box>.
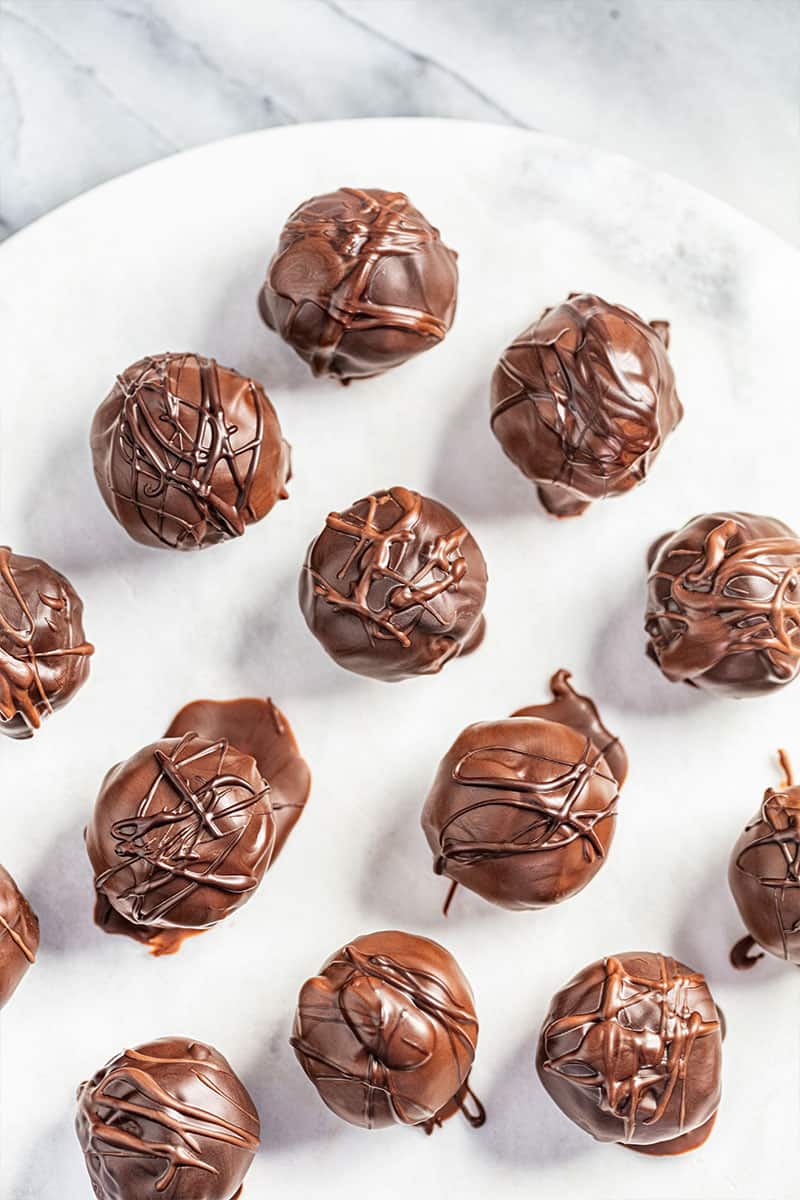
<box><xmin>0</xmin><ymin>865</ymin><xmax>39</xmax><ymax>1008</ymax></box>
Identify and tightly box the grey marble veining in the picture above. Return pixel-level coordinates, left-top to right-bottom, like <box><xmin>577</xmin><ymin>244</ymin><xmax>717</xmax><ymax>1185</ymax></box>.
<box><xmin>0</xmin><ymin>0</ymin><xmax>797</xmax><ymax>245</ymax></box>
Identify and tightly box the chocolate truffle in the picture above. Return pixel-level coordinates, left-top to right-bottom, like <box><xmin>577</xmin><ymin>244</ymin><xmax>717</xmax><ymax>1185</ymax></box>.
<box><xmin>258</xmin><ymin>187</ymin><xmax>458</xmax><ymax>382</ymax></box>
<box><xmin>490</xmin><ymin>293</ymin><xmax>682</xmax><ymax>517</ymax></box>
<box><xmin>0</xmin><ymin>865</ymin><xmax>39</xmax><ymax>1008</ymax></box>
<box><xmin>0</xmin><ymin>546</ymin><xmax>93</xmax><ymax>738</ymax></box>
<box><xmin>645</xmin><ymin>512</ymin><xmax>800</xmax><ymax>697</ymax></box>
<box><xmin>729</xmin><ymin>749</ymin><xmax>800</xmax><ymax>968</ymax></box>
<box><xmin>291</xmin><ymin>930</ymin><xmax>484</xmax><ymax>1132</ymax></box>
<box><xmin>87</xmin><ymin>732</ymin><xmax>275</xmax><ymax>956</ymax></box>
<box><xmin>537</xmin><ymin>952</ymin><xmax>723</xmax><ymax>1155</ymax></box>
<box><xmin>421</xmin><ymin>671</ymin><xmax>625</xmax><ymax>912</ymax></box>
<box><xmin>299</xmin><ymin>486</ymin><xmax>487</xmax><ymax>681</ymax></box>
<box><xmin>76</xmin><ymin>1037</ymin><xmax>260</xmax><ymax>1199</ymax></box>
<box><xmin>91</xmin><ymin>353</ymin><xmax>290</xmax><ymax>550</ymax></box>
<box><xmin>165</xmin><ymin>696</ymin><xmax>310</xmax><ymax>861</ymax></box>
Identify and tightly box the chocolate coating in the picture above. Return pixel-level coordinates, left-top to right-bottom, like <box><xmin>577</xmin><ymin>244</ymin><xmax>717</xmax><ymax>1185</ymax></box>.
<box><xmin>165</xmin><ymin>696</ymin><xmax>310</xmax><ymax>861</ymax></box>
<box><xmin>0</xmin><ymin>865</ymin><xmax>39</xmax><ymax>1008</ymax></box>
<box><xmin>91</xmin><ymin>353</ymin><xmax>290</xmax><ymax>550</ymax></box>
<box><xmin>299</xmin><ymin>486</ymin><xmax>487</xmax><ymax>681</ymax></box>
<box><xmin>75</xmin><ymin>1037</ymin><xmax>260</xmax><ymax>1200</ymax></box>
<box><xmin>291</xmin><ymin>931</ymin><xmax>484</xmax><ymax>1132</ymax></box>
<box><xmin>421</xmin><ymin>672</ymin><xmax>622</xmax><ymax>911</ymax></box>
<box><xmin>490</xmin><ymin>294</ymin><xmax>682</xmax><ymax>517</ymax></box>
<box><xmin>258</xmin><ymin>187</ymin><xmax>458</xmax><ymax>382</ymax></box>
<box><xmin>87</xmin><ymin>733</ymin><xmax>275</xmax><ymax>956</ymax></box>
<box><xmin>0</xmin><ymin>546</ymin><xmax>93</xmax><ymax>738</ymax></box>
<box><xmin>537</xmin><ymin>952</ymin><xmax>722</xmax><ymax>1153</ymax></box>
<box><xmin>645</xmin><ymin>511</ymin><xmax>800</xmax><ymax>698</ymax></box>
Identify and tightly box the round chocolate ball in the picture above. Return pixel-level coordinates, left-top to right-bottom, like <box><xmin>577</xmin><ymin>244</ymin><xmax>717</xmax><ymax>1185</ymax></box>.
<box><xmin>537</xmin><ymin>952</ymin><xmax>723</xmax><ymax>1154</ymax></box>
<box><xmin>490</xmin><ymin>293</ymin><xmax>682</xmax><ymax>517</ymax></box>
<box><xmin>76</xmin><ymin>1037</ymin><xmax>260</xmax><ymax>1199</ymax></box>
<box><xmin>258</xmin><ymin>187</ymin><xmax>458</xmax><ymax>382</ymax></box>
<box><xmin>0</xmin><ymin>864</ymin><xmax>39</xmax><ymax>1009</ymax></box>
<box><xmin>299</xmin><ymin>486</ymin><xmax>487</xmax><ymax>681</ymax></box>
<box><xmin>0</xmin><ymin>546</ymin><xmax>93</xmax><ymax>739</ymax></box>
<box><xmin>86</xmin><ymin>732</ymin><xmax>275</xmax><ymax>956</ymax></box>
<box><xmin>91</xmin><ymin>353</ymin><xmax>290</xmax><ymax>550</ymax></box>
<box><xmin>645</xmin><ymin>511</ymin><xmax>800</xmax><ymax>697</ymax></box>
<box><xmin>291</xmin><ymin>930</ymin><xmax>483</xmax><ymax>1132</ymax></box>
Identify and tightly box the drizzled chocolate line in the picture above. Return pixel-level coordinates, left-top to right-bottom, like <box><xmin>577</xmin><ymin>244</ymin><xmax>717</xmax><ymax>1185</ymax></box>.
<box><xmin>0</xmin><ymin>912</ymin><xmax>35</xmax><ymax>964</ymax></box>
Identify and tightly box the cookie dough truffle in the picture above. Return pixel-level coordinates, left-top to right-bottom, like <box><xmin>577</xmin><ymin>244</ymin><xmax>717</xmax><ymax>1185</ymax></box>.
<box><xmin>0</xmin><ymin>547</ymin><xmax>93</xmax><ymax>738</ymax></box>
<box><xmin>537</xmin><ymin>952</ymin><xmax>723</xmax><ymax>1155</ymax></box>
<box><xmin>645</xmin><ymin>512</ymin><xmax>800</xmax><ymax>697</ymax></box>
<box><xmin>490</xmin><ymin>294</ymin><xmax>682</xmax><ymax>517</ymax></box>
<box><xmin>300</xmin><ymin>486</ymin><xmax>487</xmax><ymax>681</ymax></box>
<box><xmin>291</xmin><ymin>931</ymin><xmax>484</xmax><ymax>1132</ymax></box>
<box><xmin>258</xmin><ymin>187</ymin><xmax>458</xmax><ymax>382</ymax></box>
<box><xmin>87</xmin><ymin>733</ymin><xmax>276</xmax><ymax>956</ymax></box>
<box><xmin>0</xmin><ymin>865</ymin><xmax>39</xmax><ymax>1008</ymax></box>
<box><xmin>730</xmin><ymin>750</ymin><xmax>800</xmax><ymax>968</ymax></box>
<box><xmin>76</xmin><ymin>1037</ymin><xmax>260</xmax><ymax>1199</ymax></box>
<box><xmin>91</xmin><ymin>353</ymin><xmax>290</xmax><ymax>550</ymax></box>
<box><xmin>421</xmin><ymin>671</ymin><xmax>625</xmax><ymax>912</ymax></box>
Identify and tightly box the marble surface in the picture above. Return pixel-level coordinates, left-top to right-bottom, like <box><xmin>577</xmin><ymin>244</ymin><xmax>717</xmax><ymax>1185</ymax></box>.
<box><xmin>0</xmin><ymin>0</ymin><xmax>798</xmax><ymax>246</ymax></box>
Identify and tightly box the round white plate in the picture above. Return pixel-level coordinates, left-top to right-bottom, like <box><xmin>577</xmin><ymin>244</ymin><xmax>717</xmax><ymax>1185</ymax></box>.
<box><xmin>1</xmin><ymin>119</ymin><xmax>798</xmax><ymax>1200</ymax></box>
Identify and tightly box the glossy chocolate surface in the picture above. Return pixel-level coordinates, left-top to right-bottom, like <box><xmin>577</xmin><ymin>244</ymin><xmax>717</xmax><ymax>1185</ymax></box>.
<box><xmin>490</xmin><ymin>293</ymin><xmax>682</xmax><ymax>517</ymax></box>
<box><xmin>0</xmin><ymin>547</ymin><xmax>93</xmax><ymax>738</ymax></box>
<box><xmin>75</xmin><ymin>1037</ymin><xmax>260</xmax><ymax>1200</ymax></box>
<box><xmin>291</xmin><ymin>930</ymin><xmax>483</xmax><ymax>1132</ymax></box>
<box><xmin>91</xmin><ymin>353</ymin><xmax>290</xmax><ymax>550</ymax></box>
<box><xmin>299</xmin><ymin>486</ymin><xmax>487</xmax><ymax>681</ymax></box>
<box><xmin>537</xmin><ymin>952</ymin><xmax>722</xmax><ymax>1152</ymax></box>
<box><xmin>0</xmin><ymin>865</ymin><xmax>39</xmax><ymax>1009</ymax></box>
<box><xmin>259</xmin><ymin>187</ymin><xmax>458</xmax><ymax>382</ymax></box>
<box><xmin>645</xmin><ymin>511</ymin><xmax>800</xmax><ymax>697</ymax></box>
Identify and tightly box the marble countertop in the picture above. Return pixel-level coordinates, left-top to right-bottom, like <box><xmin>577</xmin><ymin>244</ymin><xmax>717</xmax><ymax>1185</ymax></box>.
<box><xmin>1</xmin><ymin>0</ymin><xmax>798</xmax><ymax>246</ymax></box>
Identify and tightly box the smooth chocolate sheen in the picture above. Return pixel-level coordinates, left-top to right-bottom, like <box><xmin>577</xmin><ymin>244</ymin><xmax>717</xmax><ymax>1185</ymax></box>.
<box><xmin>0</xmin><ymin>865</ymin><xmax>39</xmax><ymax>1008</ymax></box>
<box><xmin>259</xmin><ymin>187</ymin><xmax>458</xmax><ymax>382</ymax></box>
<box><xmin>299</xmin><ymin>486</ymin><xmax>487</xmax><ymax>681</ymax></box>
<box><xmin>490</xmin><ymin>294</ymin><xmax>682</xmax><ymax>517</ymax></box>
<box><xmin>291</xmin><ymin>930</ymin><xmax>485</xmax><ymax>1132</ymax></box>
<box><xmin>0</xmin><ymin>547</ymin><xmax>93</xmax><ymax>738</ymax></box>
<box><xmin>421</xmin><ymin>671</ymin><xmax>623</xmax><ymax>911</ymax></box>
<box><xmin>75</xmin><ymin>1037</ymin><xmax>260</xmax><ymax>1200</ymax></box>
<box><xmin>537</xmin><ymin>952</ymin><xmax>723</xmax><ymax>1154</ymax></box>
<box><xmin>87</xmin><ymin>733</ymin><xmax>275</xmax><ymax>956</ymax></box>
<box><xmin>729</xmin><ymin>750</ymin><xmax>800</xmax><ymax>967</ymax></box>
<box><xmin>91</xmin><ymin>353</ymin><xmax>290</xmax><ymax>550</ymax></box>
<box><xmin>645</xmin><ymin>511</ymin><xmax>800</xmax><ymax>697</ymax></box>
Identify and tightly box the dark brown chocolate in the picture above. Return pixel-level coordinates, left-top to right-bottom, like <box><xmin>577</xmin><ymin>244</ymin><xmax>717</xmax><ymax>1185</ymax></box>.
<box><xmin>299</xmin><ymin>486</ymin><xmax>487</xmax><ymax>681</ymax></box>
<box><xmin>75</xmin><ymin>1037</ymin><xmax>260</xmax><ymax>1199</ymax></box>
<box><xmin>291</xmin><ymin>930</ymin><xmax>484</xmax><ymax>1132</ymax></box>
<box><xmin>490</xmin><ymin>293</ymin><xmax>682</xmax><ymax>517</ymax></box>
<box><xmin>91</xmin><ymin>353</ymin><xmax>290</xmax><ymax>550</ymax></box>
<box><xmin>0</xmin><ymin>865</ymin><xmax>39</xmax><ymax>1009</ymax></box>
<box><xmin>258</xmin><ymin>187</ymin><xmax>458</xmax><ymax>382</ymax></box>
<box><xmin>645</xmin><ymin>511</ymin><xmax>800</xmax><ymax>697</ymax></box>
<box><xmin>537</xmin><ymin>952</ymin><xmax>723</xmax><ymax>1154</ymax></box>
<box><xmin>421</xmin><ymin>672</ymin><xmax>623</xmax><ymax>911</ymax></box>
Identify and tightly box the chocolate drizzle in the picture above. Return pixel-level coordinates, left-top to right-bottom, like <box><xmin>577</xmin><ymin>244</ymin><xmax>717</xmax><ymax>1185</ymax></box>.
<box><xmin>0</xmin><ymin>864</ymin><xmax>39</xmax><ymax>1009</ymax></box>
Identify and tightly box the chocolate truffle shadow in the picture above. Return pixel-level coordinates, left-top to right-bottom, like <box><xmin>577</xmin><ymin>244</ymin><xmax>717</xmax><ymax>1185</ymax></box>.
<box><xmin>246</xmin><ymin>1019</ymin><xmax>343</xmax><ymax>1150</ymax></box>
<box><xmin>25</xmin><ymin>813</ymin><xmax>97</xmax><ymax>958</ymax></box>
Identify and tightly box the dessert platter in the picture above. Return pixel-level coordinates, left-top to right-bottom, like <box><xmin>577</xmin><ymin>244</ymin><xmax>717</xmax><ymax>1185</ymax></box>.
<box><xmin>1</xmin><ymin>118</ymin><xmax>798</xmax><ymax>1199</ymax></box>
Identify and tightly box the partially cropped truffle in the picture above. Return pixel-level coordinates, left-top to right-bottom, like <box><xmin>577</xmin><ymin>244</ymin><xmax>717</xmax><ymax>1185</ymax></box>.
<box><xmin>422</xmin><ymin>671</ymin><xmax>625</xmax><ymax>912</ymax></box>
<box><xmin>729</xmin><ymin>749</ymin><xmax>800</xmax><ymax>969</ymax></box>
<box><xmin>0</xmin><ymin>546</ymin><xmax>93</xmax><ymax>738</ymax></box>
<box><xmin>87</xmin><ymin>732</ymin><xmax>275</xmax><ymax>956</ymax></box>
<box><xmin>291</xmin><ymin>931</ymin><xmax>484</xmax><ymax>1132</ymax></box>
<box><xmin>299</xmin><ymin>486</ymin><xmax>487</xmax><ymax>681</ymax></box>
<box><xmin>91</xmin><ymin>353</ymin><xmax>290</xmax><ymax>550</ymax></box>
<box><xmin>537</xmin><ymin>952</ymin><xmax>723</xmax><ymax>1155</ymax></box>
<box><xmin>0</xmin><ymin>865</ymin><xmax>39</xmax><ymax>1008</ymax></box>
<box><xmin>490</xmin><ymin>293</ymin><xmax>682</xmax><ymax>517</ymax></box>
<box><xmin>258</xmin><ymin>187</ymin><xmax>458</xmax><ymax>382</ymax></box>
<box><xmin>76</xmin><ymin>1037</ymin><xmax>260</xmax><ymax>1199</ymax></box>
<box><xmin>645</xmin><ymin>512</ymin><xmax>800</xmax><ymax>697</ymax></box>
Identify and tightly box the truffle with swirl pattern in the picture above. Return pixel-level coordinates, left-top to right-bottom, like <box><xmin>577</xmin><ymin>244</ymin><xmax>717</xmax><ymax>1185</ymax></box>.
<box><xmin>0</xmin><ymin>864</ymin><xmax>39</xmax><ymax>1009</ymax></box>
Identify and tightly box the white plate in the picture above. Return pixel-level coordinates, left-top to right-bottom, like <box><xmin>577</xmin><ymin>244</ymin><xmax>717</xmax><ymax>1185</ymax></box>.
<box><xmin>1</xmin><ymin>119</ymin><xmax>798</xmax><ymax>1200</ymax></box>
